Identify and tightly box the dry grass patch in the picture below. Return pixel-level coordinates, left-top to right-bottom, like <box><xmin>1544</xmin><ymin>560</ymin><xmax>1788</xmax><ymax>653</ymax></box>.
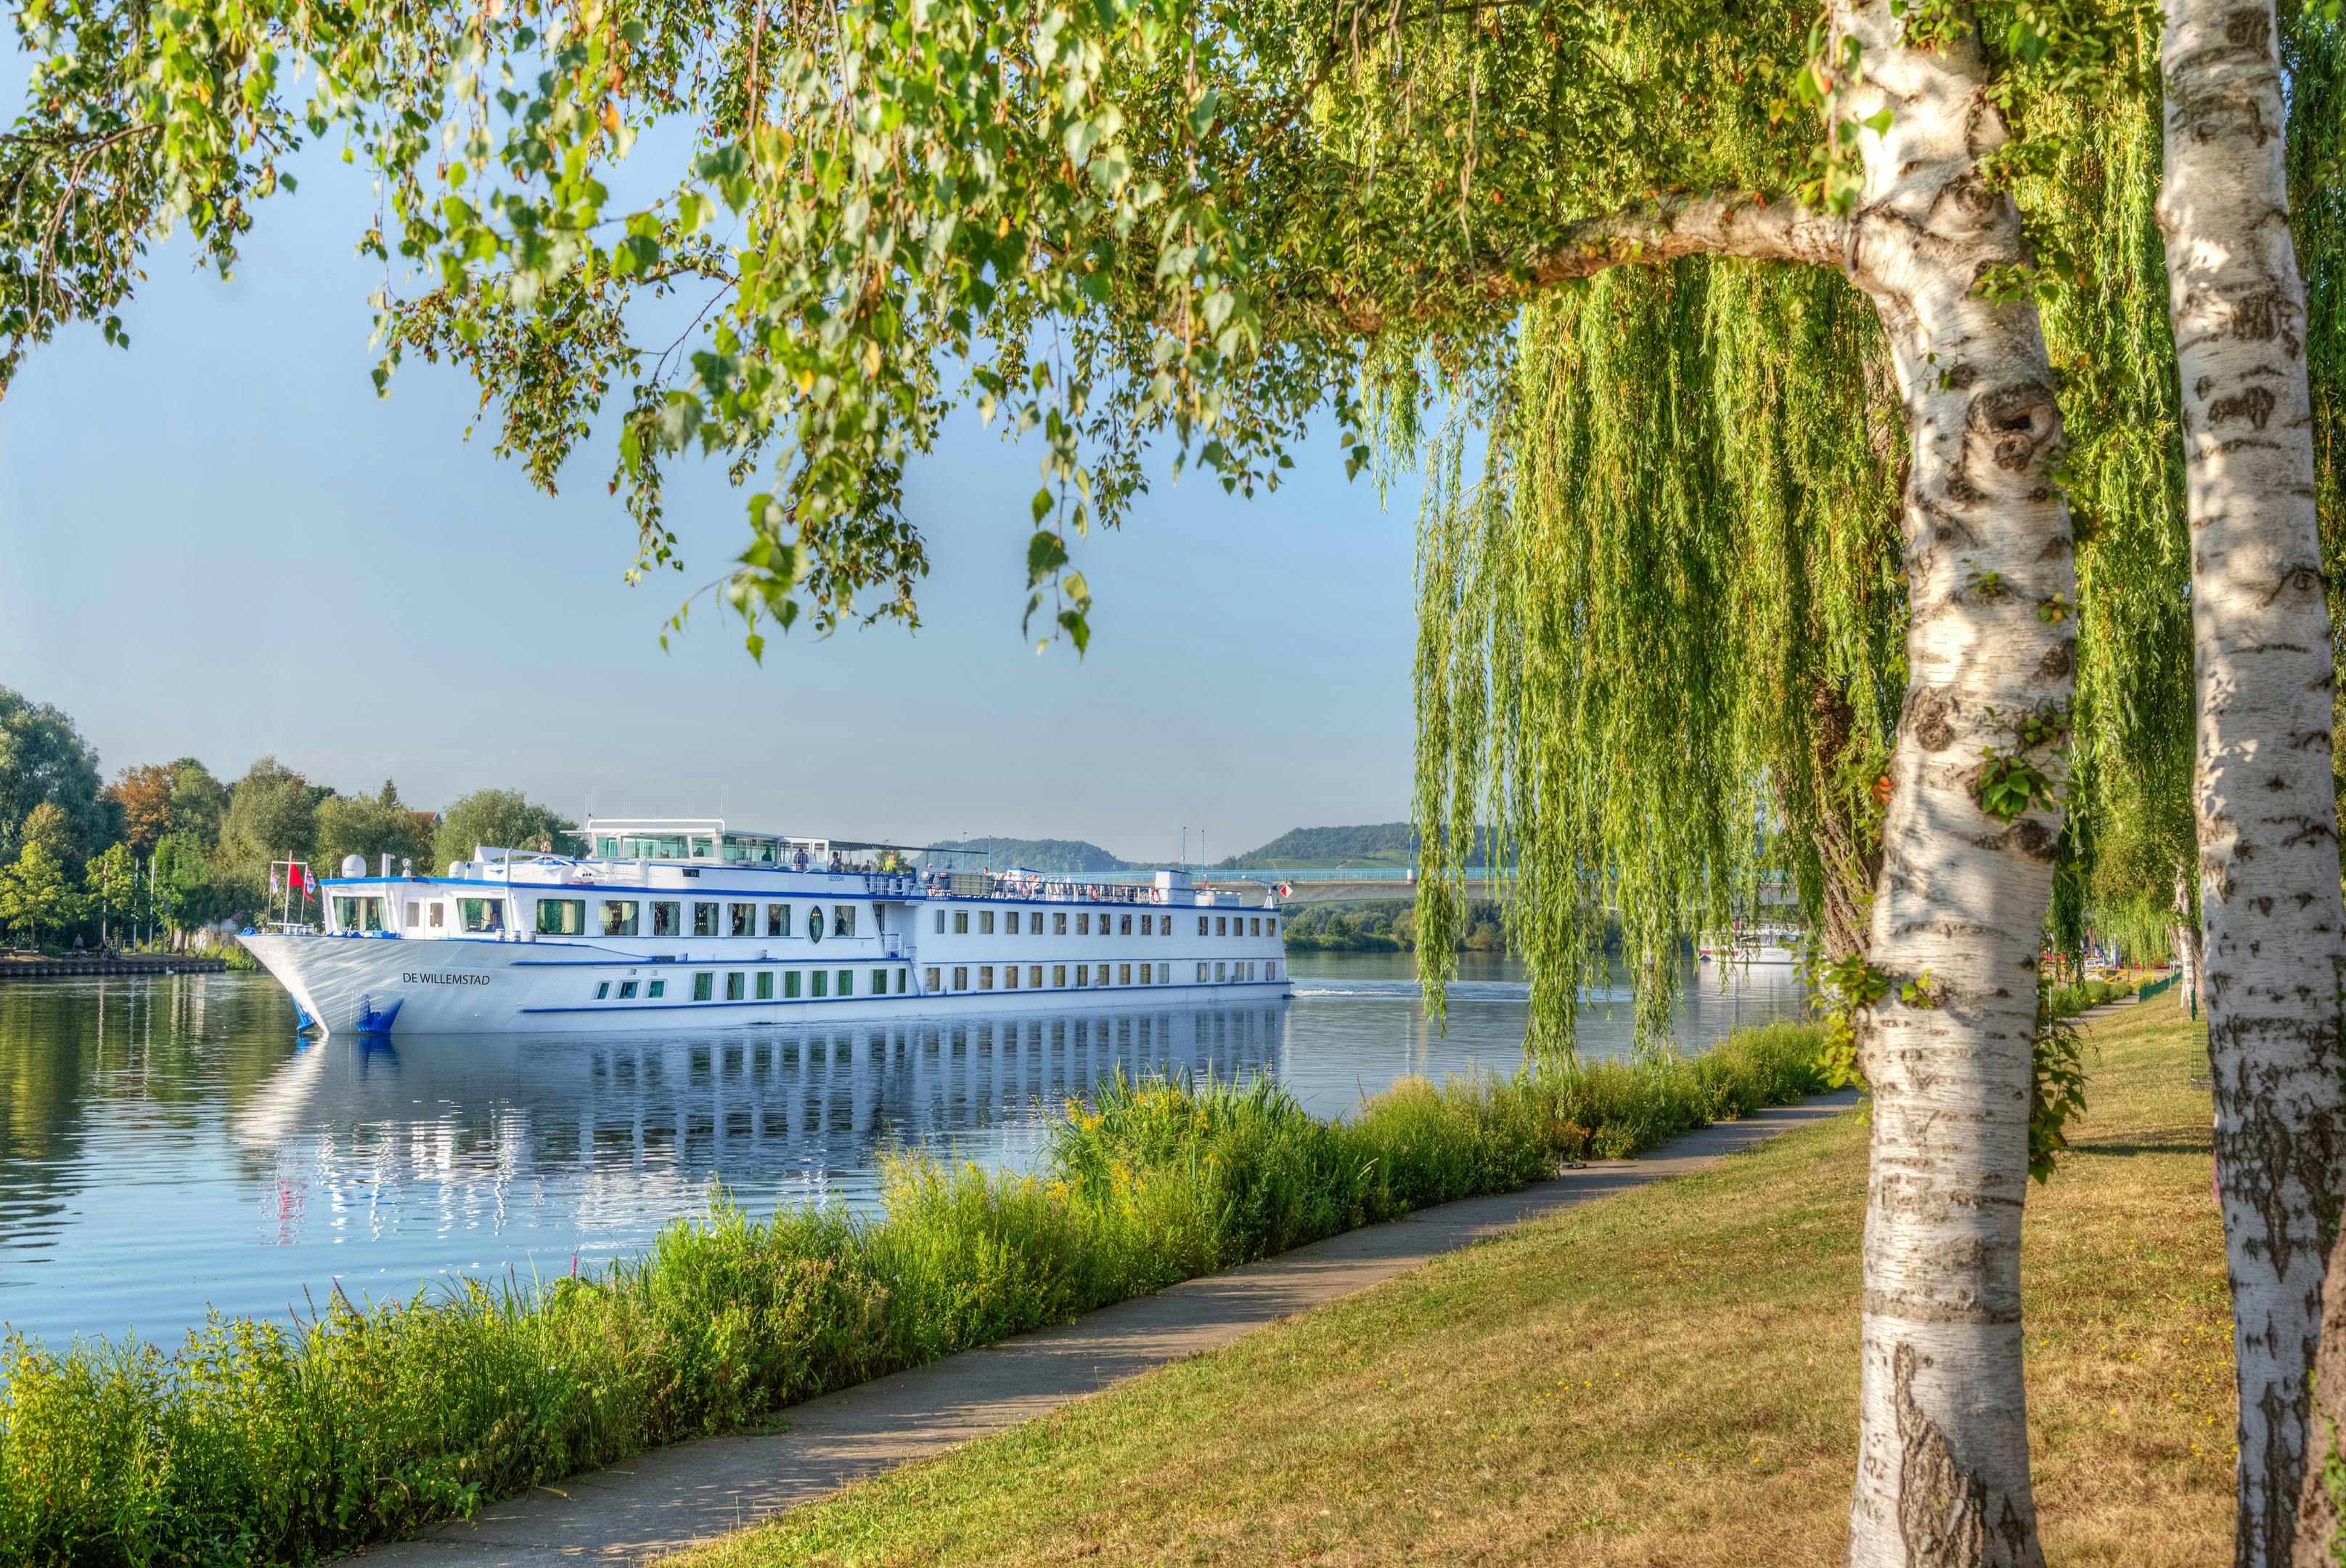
<box><xmin>677</xmin><ymin>1005</ymin><xmax>2231</xmax><ymax>1567</ymax></box>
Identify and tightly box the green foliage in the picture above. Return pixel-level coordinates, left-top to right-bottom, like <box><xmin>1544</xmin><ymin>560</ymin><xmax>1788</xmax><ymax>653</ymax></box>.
<box><xmin>314</xmin><ymin>782</ymin><xmax>432</xmax><ymax>876</ymax></box>
<box><xmin>216</xmin><ymin>758</ymin><xmax>327</xmax><ymax>897</ymax></box>
<box><xmin>81</xmin><ymin>841</ymin><xmax>136</xmax><ymax>930</ymax></box>
<box><xmin>0</xmin><ymin>1023</ymin><xmax>1826</xmax><ymax>1567</ymax></box>
<box><xmin>1977</xmin><ymin>748</ymin><xmax>2062</xmax><ymax>824</ymax></box>
<box><xmin>1414</xmin><ymin>258</ymin><xmax>1904</xmax><ymax>1057</ymax></box>
<box><xmin>0</xmin><ymin>686</ymin><xmax>110</xmax><ymax>865</ymax></box>
<box><xmin>0</xmin><ymin>804</ymin><xmax>83</xmax><ymax>944</ymax></box>
<box><xmin>430</xmin><ymin>790</ymin><xmax>573</xmax><ymax>872</ymax></box>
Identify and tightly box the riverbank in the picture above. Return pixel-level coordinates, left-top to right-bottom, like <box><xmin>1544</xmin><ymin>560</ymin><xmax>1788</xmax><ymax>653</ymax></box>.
<box><xmin>0</xmin><ymin>1023</ymin><xmax>1828</xmax><ymax>1566</ymax></box>
<box><xmin>677</xmin><ymin>1001</ymin><xmax>2228</xmax><ymax>1567</ymax></box>
<box><xmin>0</xmin><ymin>951</ymin><xmax>229</xmax><ymax>979</ymax></box>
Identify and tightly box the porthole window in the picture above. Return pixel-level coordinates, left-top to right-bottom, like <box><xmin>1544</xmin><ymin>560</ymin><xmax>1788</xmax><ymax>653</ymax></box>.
<box><xmin>807</xmin><ymin>905</ymin><xmax>825</xmax><ymax>943</ymax></box>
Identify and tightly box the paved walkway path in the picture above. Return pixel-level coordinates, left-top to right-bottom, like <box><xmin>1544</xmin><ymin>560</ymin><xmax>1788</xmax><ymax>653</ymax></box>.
<box><xmin>358</xmin><ymin>1089</ymin><xmax>1861</xmax><ymax>1566</ymax></box>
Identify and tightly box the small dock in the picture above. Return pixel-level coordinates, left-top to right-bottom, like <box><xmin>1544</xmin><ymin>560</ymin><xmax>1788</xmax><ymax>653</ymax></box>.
<box><xmin>0</xmin><ymin>953</ymin><xmax>231</xmax><ymax>979</ymax></box>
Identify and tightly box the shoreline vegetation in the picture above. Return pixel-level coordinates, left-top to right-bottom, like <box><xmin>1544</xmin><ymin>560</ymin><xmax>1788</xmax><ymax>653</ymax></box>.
<box><xmin>0</xmin><ymin>1024</ymin><xmax>1828</xmax><ymax>1567</ymax></box>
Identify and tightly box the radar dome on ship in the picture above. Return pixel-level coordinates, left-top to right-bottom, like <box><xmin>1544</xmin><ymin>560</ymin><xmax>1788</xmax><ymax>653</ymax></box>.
<box><xmin>340</xmin><ymin>854</ymin><xmax>367</xmax><ymax>878</ymax></box>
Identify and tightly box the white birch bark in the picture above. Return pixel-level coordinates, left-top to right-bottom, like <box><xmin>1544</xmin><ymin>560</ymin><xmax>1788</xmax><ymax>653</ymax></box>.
<box><xmin>1834</xmin><ymin>5</ymin><xmax>2075</xmax><ymax>1563</ymax></box>
<box><xmin>1447</xmin><ymin>9</ymin><xmax>2074</xmax><ymax>1556</ymax></box>
<box><xmin>2154</xmin><ymin>7</ymin><xmax>2346</xmax><ymax>1566</ymax></box>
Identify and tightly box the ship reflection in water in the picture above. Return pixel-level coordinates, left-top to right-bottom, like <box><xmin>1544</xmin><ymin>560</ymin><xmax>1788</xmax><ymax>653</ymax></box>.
<box><xmin>0</xmin><ymin>952</ymin><xmax>1802</xmax><ymax>1344</ymax></box>
<box><xmin>240</xmin><ymin>1003</ymin><xmax>1285</xmax><ymax>1251</ymax></box>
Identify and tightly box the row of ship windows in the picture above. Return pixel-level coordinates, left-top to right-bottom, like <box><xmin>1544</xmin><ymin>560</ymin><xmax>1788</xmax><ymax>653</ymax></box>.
<box><xmin>596</xmin><ymin>968</ymin><xmax>910</xmax><ymax>1003</ymax></box>
<box><xmin>925</xmin><ymin>960</ymin><xmax>1272</xmax><ymax>992</ymax></box>
<box><xmin>339</xmin><ymin>897</ymin><xmax>864</xmax><ymax>940</ymax></box>
<box><xmin>585</xmin><ymin>958</ymin><xmax>1278</xmax><ymax>1004</ymax></box>
<box><xmin>338</xmin><ymin>897</ymin><xmax>1275</xmax><ymax>943</ymax></box>
<box><xmin>935</xmin><ymin>909</ymin><xmax>1275</xmax><ymax>939</ymax></box>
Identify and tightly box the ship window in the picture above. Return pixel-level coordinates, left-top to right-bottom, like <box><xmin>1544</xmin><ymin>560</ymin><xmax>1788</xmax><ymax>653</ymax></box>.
<box><xmin>692</xmin><ymin>972</ymin><xmax>714</xmax><ymax>1001</ymax></box>
<box><xmin>1198</xmin><ymin>916</ymin><xmax>1209</xmax><ymax>936</ymax></box>
<box><xmin>459</xmin><ymin>897</ymin><xmax>506</xmax><ymax>934</ymax></box>
<box><xmin>837</xmin><ymin>969</ymin><xmax>852</xmax><ymax>996</ymax></box>
<box><xmin>812</xmin><ymin>970</ymin><xmax>828</xmax><ymax>997</ymax></box>
<box><xmin>1251</xmin><ymin>918</ymin><xmax>1262</xmax><ymax>936</ymax></box>
<box><xmin>952</xmin><ymin>966</ymin><xmax>968</xmax><ymax>991</ymax></box>
<box><xmin>872</xmin><ymin>969</ymin><xmax>888</xmax><ymax>995</ymax></box>
<box><xmin>1119</xmin><ymin>963</ymin><xmax>1131</xmax><ymax>985</ymax></box>
<box><xmin>647</xmin><ymin>979</ymin><xmax>666</xmax><ymax>998</ymax></box>
<box><xmin>1093</xmin><ymin>965</ymin><xmax>1108</xmax><ymax>987</ymax></box>
<box><xmin>1053</xmin><ymin>965</ymin><xmax>1067</xmax><ymax>987</ymax></box>
<box><xmin>896</xmin><ymin>969</ymin><xmax>908</xmax><ymax>994</ymax></box>
<box><xmin>756</xmin><ymin>971</ymin><xmax>774</xmax><ymax>1000</ymax></box>
<box><xmin>1003</xmin><ymin>964</ymin><xmax>1018</xmax><ymax>989</ymax></box>
<box><xmin>726</xmin><ymin>971</ymin><xmax>745</xmax><ymax>1001</ymax></box>
<box><xmin>1004</xmin><ymin>911</ymin><xmax>1018</xmax><ymax>934</ymax></box>
<box><xmin>978</xmin><ymin>966</ymin><xmax>993</xmax><ymax>990</ymax></box>
<box><xmin>618</xmin><ymin>980</ymin><xmax>639</xmax><ymax>999</ymax></box>
<box><xmin>934</xmin><ymin>910</ymin><xmax>947</xmax><ymax>934</ymax></box>
<box><xmin>1076</xmin><ymin>913</ymin><xmax>1090</xmax><ymax>936</ymax></box>
<box><xmin>597</xmin><ymin>836</ymin><xmax>621</xmax><ymax>857</ymax></box>
<box><xmin>404</xmin><ymin>902</ymin><xmax>420</xmax><ymax>929</ymax></box>
<box><xmin>1120</xmin><ymin>915</ymin><xmax>1132</xmax><ymax>935</ymax></box>
<box><xmin>595</xmin><ymin>981</ymin><xmax>610</xmax><ymax>1000</ymax></box>
<box><xmin>954</xmin><ymin>910</ymin><xmax>969</xmax><ymax>934</ymax></box>
<box><xmin>925</xmin><ymin>967</ymin><xmax>941</xmax><ymax>992</ymax></box>
<box><xmin>1140</xmin><ymin>915</ymin><xmax>1152</xmax><ymax>935</ymax></box>
<box><xmin>1269</xmin><ymin>918</ymin><xmax>1278</xmax><ymax>938</ymax></box>
<box><xmin>1267</xmin><ymin>961</ymin><xmax>1278</xmax><ymax>981</ymax></box>
<box><xmin>1075</xmin><ymin>963</ymin><xmax>1089</xmax><ymax>987</ymax></box>
<box><xmin>785</xmin><ymin>971</ymin><xmax>802</xmax><ymax>998</ymax></box>
<box><xmin>1029</xmin><ymin>965</ymin><xmax>1042</xmax><ymax>989</ymax></box>
<box><xmin>1216</xmin><ymin>916</ymin><xmax>1227</xmax><ymax>936</ymax></box>
<box><xmin>536</xmin><ymin>899</ymin><xmax>585</xmax><ymax>936</ymax></box>
<box><xmin>835</xmin><ymin>907</ymin><xmax>855</xmax><ymax>938</ymax></box>
<box><xmin>1216</xmin><ymin>962</ymin><xmax>1227</xmax><ymax>981</ymax></box>
<box><xmin>807</xmin><ymin>906</ymin><xmax>825</xmax><ymax>943</ymax></box>
<box><xmin>690</xmin><ymin>902</ymin><xmax>717</xmax><ymax>937</ymax></box>
<box><xmin>979</xmin><ymin>911</ymin><xmax>994</xmax><ymax>935</ymax></box>
<box><xmin>429</xmin><ymin>902</ymin><xmax>445</xmax><ymax>928</ymax></box>
<box><xmin>1053</xmin><ymin>912</ymin><xmax>1068</xmax><ymax>935</ymax></box>
<box><xmin>767</xmin><ymin>904</ymin><xmax>785</xmax><ymax>937</ymax></box>
<box><xmin>1196</xmin><ymin>962</ymin><xmax>1209</xmax><ymax>982</ymax></box>
<box><xmin>731</xmin><ymin>903</ymin><xmax>755</xmax><ymax>938</ymax></box>
<box><xmin>652</xmin><ymin>901</ymin><xmax>680</xmax><ymax>936</ymax></box>
<box><xmin>1137</xmin><ymin>963</ymin><xmax>1150</xmax><ymax>984</ymax></box>
<box><xmin>601</xmin><ymin>899</ymin><xmax>640</xmax><ymax>936</ymax></box>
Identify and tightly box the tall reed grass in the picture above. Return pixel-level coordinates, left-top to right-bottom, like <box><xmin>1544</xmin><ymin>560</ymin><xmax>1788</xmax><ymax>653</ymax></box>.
<box><xmin>0</xmin><ymin>1022</ymin><xmax>1826</xmax><ymax>1567</ymax></box>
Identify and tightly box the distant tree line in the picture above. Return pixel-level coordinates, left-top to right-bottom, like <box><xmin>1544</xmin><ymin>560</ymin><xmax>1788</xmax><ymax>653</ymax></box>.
<box><xmin>0</xmin><ymin>686</ymin><xmax>571</xmax><ymax>952</ymax></box>
<box><xmin>1279</xmin><ymin>899</ymin><xmax>1509</xmax><ymax>953</ymax></box>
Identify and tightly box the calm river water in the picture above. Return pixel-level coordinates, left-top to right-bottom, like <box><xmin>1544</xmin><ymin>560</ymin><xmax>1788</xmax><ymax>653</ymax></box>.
<box><xmin>0</xmin><ymin>952</ymin><xmax>1803</xmax><ymax>1346</ymax></box>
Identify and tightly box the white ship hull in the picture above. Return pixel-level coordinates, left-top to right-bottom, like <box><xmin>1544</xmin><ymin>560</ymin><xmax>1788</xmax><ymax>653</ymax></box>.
<box><xmin>242</xmin><ymin>931</ymin><xmax>1288</xmax><ymax>1036</ymax></box>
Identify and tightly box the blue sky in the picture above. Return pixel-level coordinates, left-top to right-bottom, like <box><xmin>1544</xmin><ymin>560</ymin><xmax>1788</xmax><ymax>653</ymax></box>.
<box><xmin>0</xmin><ymin>134</ymin><xmax>1426</xmax><ymax>863</ymax></box>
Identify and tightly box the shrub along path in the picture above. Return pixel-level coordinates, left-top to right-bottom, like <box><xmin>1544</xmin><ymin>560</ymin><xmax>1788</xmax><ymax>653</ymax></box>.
<box><xmin>358</xmin><ymin>1091</ymin><xmax>1861</xmax><ymax>1566</ymax></box>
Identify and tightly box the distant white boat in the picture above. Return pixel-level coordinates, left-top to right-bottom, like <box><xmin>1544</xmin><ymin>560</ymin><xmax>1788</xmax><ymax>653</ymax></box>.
<box><xmin>1697</xmin><ymin>926</ymin><xmax>1802</xmax><ymax>967</ymax></box>
<box><xmin>242</xmin><ymin>818</ymin><xmax>1290</xmax><ymax>1037</ymax></box>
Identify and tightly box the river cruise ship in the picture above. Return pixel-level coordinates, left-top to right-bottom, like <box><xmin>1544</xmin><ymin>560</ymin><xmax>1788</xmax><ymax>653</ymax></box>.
<box><xmin>239</xmin><ymin>819</ymin><xmax>1291</xmax><ymax>1036</ymax></box>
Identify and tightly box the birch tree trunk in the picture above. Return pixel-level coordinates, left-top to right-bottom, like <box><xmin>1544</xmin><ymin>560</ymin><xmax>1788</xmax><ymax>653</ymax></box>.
<box><xmin>1834</xmin><ymin>5</ymin><xmax>2077</xmax><ymax>1562</ymax></box>
<box><xmin>2151</xmin><ymin>8</ymin><xmax>2346</xmax><ymax>1566</ymax></box>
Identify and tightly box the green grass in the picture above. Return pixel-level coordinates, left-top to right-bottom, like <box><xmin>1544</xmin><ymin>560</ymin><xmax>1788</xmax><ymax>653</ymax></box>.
<box><xmin>0</xmin><ymin>1024</ymin><xmax>1827</xmax><ymax>1567</ymax></box>
<box><xmin>677</xmin><ymin>1003</ymin><xmax>2231</xmax><ymax>1568</ymax></box>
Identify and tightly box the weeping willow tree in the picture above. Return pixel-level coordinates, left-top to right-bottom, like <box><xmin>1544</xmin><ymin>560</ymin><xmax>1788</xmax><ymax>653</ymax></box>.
<box><xmin>1410</xmin><ymin>260</ymin><xmax>1903</xmax><ymax>1053</ymax></box>
<box><xmin>16</xmin><ymin>0</ymin><xmax>2344</xmax><ymax>1561</ymax></box>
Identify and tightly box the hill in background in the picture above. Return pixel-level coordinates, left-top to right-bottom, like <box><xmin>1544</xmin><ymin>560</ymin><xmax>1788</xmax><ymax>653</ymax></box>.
<box><xmin>920</xmin><ymin>837</ymin><xmax>1132</xmax><ymax>874</ymax></box>
<box><xmin>1217</xmin><ymin>822</ymin><xmax>1414</xmax><ymax>869</ymax></box>
<box><xmin>1216</xmin><ymin>822</ymin><xmax>1497</xmax><ymax>870</ymax></box>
